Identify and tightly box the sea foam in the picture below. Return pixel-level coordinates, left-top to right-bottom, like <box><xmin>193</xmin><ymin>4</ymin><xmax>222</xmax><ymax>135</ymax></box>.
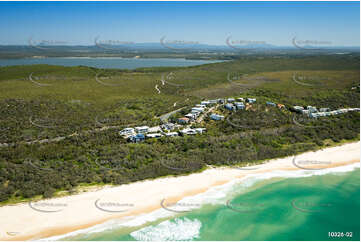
<box><xmin>130</xmin><ymin>218</ymin><xmax>201</xmax><ymax>241</ymax></box>
<box><xmin>43</xmin><ymin>162</ymin><xmax>359</xmax><ymax>241</ymax></box>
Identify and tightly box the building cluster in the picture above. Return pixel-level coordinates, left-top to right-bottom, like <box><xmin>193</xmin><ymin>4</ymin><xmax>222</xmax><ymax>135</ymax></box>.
<box><xmin>178</xmin><ymin>99</ymin><xmax>220</xmax><ymax>124</ymax></box>
<box><xmin>205</xmin><ymin>97</ymin><xmax>255</xmax><ymax>120</ymax></box>
<box><xmin>293</xmin><ymin>105</ymin><xmax>360</xmax><ymax>118</ymax></box>
<box><xmin>209</xmin><ymin>97</ymin><xmax>266</xmax><ymax>120</ymax></box>
<box><xmin>210</xmin><ymin>114</ymin><xmax>224</xmax><ymax>121</ymax></box>
<box><xmin>119</xmin><ymin>123</ymin><xmax>207</xmax><ymax>143</ymax></box>
<box><xmin>178</xmin><ymin>97</ymin><xmax>261</xmax><ymax>123</ymax></box>
<box><xmin>266</xmin><ymin>101</ymin><xmax>285</xmax><ymax>109</ymax></box>
<box><xmin>223</xmin><ymin>97</ymin><xmax>255</xmax><ymax>111</ymax></box>
<box><xmin>180</xmin><ymin>128</ymin><xmax>206</xmax><ymax>135</ymax></box>
<box><xmin>119</xmin><ymin>94</ymin><xmax>359</xmax><ymax>143</ymax></box>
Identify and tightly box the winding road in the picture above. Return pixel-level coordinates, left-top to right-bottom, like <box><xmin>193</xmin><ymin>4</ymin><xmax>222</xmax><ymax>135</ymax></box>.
<box><xmin>29</xmin><ymin>73</ymin><xmax>52</xmax><ymax>87</ymax></box>
<box><xmin>0</xmin><ymin>104</ymin><xmax>187</xmax><ymax>148</ymax></box>
<box><xmin>155</xmin><ymin>84</ymin><xmax>161</xmax><ymax>94</ymax></box>
<box><xmin>0</xmin><ymin>73</ymin><xmax>190</xmax><ymax>148</ymax></box>
<box><xmin>159</xmin><ymin>107</ymin><xmax>185</xmax><ymax>123</ymax></box>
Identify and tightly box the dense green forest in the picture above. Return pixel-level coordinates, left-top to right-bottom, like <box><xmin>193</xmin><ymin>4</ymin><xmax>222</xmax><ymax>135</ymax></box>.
<box><xmin>0</xmin><ymin>54</ymin><xmax>359</xmax><ymax>204</ymax></box>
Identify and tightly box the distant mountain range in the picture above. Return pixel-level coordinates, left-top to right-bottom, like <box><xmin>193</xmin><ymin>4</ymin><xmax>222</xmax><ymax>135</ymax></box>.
<box><xmin>1</xmin><ymin>42</ymin><xmax>359</xmax><ymax>51</ymax></box>
<box><xmin>0</xmin><ymin>43</ymin><xmax>358</xmax><ymax>59</ymax></box>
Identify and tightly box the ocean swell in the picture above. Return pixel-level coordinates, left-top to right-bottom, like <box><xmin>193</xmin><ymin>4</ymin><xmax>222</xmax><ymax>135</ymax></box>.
<box><xmin>43</xmin><ymin>162</ymin><xmax>360</xmax><ymax>241</ymax></box>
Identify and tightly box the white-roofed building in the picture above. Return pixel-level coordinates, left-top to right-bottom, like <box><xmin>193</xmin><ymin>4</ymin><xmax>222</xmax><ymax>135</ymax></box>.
<box><xmin>135</xmin><ymin>126</ymin><xmax>149</xmax><ymax>134</ymax></box>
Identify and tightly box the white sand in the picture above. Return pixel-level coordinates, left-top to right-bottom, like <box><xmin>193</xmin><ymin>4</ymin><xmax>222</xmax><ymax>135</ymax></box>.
<box><xmin>0</xmin><ymin>141</ymin><xmax>359</xmax><ymax>241</ymax></box>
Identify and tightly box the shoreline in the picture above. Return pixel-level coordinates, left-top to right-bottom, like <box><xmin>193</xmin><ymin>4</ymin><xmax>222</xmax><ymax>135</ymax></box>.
<box><xmin>0</xmin><ymin>56</ymin><xmax>225</xmax><ymax>61</ymax></box>
<box><xmin>1</xmin><ymin>141</ymin><xmax>360</xmax><ymax>241</ymax></box>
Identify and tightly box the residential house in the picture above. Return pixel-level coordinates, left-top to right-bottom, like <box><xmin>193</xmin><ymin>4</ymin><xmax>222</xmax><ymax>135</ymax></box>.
<box><xmin>309</xmin><ymin>113</ymin><xmax>319</xmax><ymax>118</ymax></box>
<box><xmin>135</xmin><ymin>126</ymin><xmax>149</xmax><ymax>134</ymax></box>
<box><xmin>319</xmin><ymin>108</ymin><xmax>330</xmax><ymax>112</ymax></box>
<box><xmin>307</xmin><ymin>106</ymin><xmax>318</xmax><ymax>113</ymax></box>
<box><xmin>185</xmin><ymin>113</ymin><xmax>198</xmax><ymax>121</ymax></box>
<box><xmin>148</xmin><ymin>126</ymin><xmax>162</xmax><ymax>133</ymax></box>
<box><xmin>210</xmin><ymin>114</ymin><xmax>225</xmax><ymax>121</ymax></box>
<box><xmin>194</xmin><ymin>128</ymin><xmax>206</xmax><ymax>134</ymax></box>
<box><xmin>196</xmin><ymin>104</ymin><xmax>206</xmax><ymax>108</ymax></box>
<box><xmin>191</xmin><ymin>110</ymin><xmax>201</xmax><ymax>115</ymax></box>
<box><xmin>178</xmin><ymin>117</ymin><xmax>190</xmax><ymax>124</ymax></box>
<box><xmin>119</xmin><ymin>128</ymin><xmax>135</xmax><ymax>137</ymax></box>
<box><xmin>225</xmin><ymin>103</ymin><xmax>235</xmax><ymax>111</ymax></box>
<box><xmin>266</xmin><ymin>101</ymin><xmax>276</xmax><ymax>107</ymax></box>
<box><xmin>161</xmin><ymin>123</ymin><xmax>175</xmax><ymax>131</ymax></box>
<box><xmin>217</xmin><ymin>98</ymin><xmax>225</xmax><ymax>104</ymax></box>
<box><xmin>301</xmin><ymin>109</ymin><xmax>310</xmax><ymax>115</ymax></box>
<box><xmin>201</xmin><ymin>101</ymin><xmax>211</xmax><ymax>106</ymax></box>
<box><xmin>246</xmin><ymin>98</ymin><xmax>256</xmax><ymax>103</ymax></box>
<box><xmin>165</xmin><ymin>132</ymin><xmax>178</xmax><ymax>137</ymax></box>
<box><xmin>209</xmin><ymin>100</ymin><xmax>218</xmax><ymax>104</ymax></box>
<box><xmin>339</xmin><ymin>109</ymin><xmax>348</xmax><ymax>113</ymax></box>
<box><xmin>293</xmin><ymin>106</ymin><xmax>304</xmax><ymax>113</ymax></box>
<box><xmin>146</xmin><ymin>133</ymin><xmax>163</xmax><ymax>139</ymax></box>
<box><xmin>192</xmin><ymin>107</ymin><xmax>205</xmax><ymax>113</ymax></box>
<box><xmin>234</xmin><ymin>102</ymin><xmax>245</xmax><ymax>110</ymax></box>
<box><xmin>180</xmin><ymin>128</ymin><xmax>197</xmax><ymax>135</ymax></box>
<box><xmin>128</xmin><ymin>134</ymin><xmax>145</xmax><ymax>143</ymax></box>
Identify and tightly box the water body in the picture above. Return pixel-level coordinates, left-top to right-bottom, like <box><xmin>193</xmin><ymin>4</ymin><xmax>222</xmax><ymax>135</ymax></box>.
<box><xmin>0</xmin><ymin>57</ymin><xmax>223</xmax><ymax>69</ymax></box>
<box><xmin>54</xmin><ymin>164</ymin><xmax>360</xmax><ymax>241</ymax></box>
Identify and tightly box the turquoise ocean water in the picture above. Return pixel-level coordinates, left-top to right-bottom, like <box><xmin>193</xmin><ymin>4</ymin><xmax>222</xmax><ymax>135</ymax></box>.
<box><xmin>55</xmin><ymin>164</ymin><xmax>360</xmax><ymax>241</ymax></box>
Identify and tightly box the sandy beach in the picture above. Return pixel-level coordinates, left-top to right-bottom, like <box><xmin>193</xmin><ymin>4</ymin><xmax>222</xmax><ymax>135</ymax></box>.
<box><xmin>1</xmin><ymin>141</ymin><xmax>359</xmax><ymax>241</ymax></box>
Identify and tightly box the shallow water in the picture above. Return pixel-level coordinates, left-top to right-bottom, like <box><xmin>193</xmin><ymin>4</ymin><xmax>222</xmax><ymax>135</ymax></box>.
<box><xmin>0</xmin><ymin>57</ymin><xmax>223</xmax><ymax>69</ymax></box>
<box><xmin>55</xmin><ymin>164</ymin><xmax>360</xmax><ymax>241</ymax></box>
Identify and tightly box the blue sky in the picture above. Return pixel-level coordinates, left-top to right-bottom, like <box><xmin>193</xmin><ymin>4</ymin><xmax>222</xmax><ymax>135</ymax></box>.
<box><xmin>0</xmin><ymin>1</ymin><xmax>359</xmax><ymax>46</ymax></box>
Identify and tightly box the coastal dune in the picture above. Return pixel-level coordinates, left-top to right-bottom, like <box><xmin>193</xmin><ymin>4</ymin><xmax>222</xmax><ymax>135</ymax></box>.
<box><xmin>1</xmin><ymin>142</ymin><xmax>360</xmax><ymax>241</ymax></box>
